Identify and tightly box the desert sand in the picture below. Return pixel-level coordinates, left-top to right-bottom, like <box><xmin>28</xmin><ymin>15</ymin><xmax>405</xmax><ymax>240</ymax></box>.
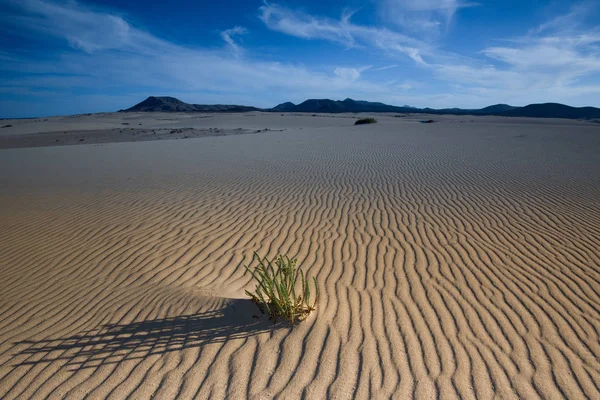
<box><xmin>0</xmin><ymin>113</ymin><xmax>599</xmax><ymax>399</ymax></box>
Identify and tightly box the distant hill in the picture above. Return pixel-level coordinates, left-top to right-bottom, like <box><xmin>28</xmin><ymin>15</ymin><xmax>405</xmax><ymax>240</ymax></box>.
<box><xmin>275</xmin><ymin>98</ymin><xmax>600</xmax><ymax>119</ymax></box>
<box><xmin>500</xmin><ymin>103</ymin><xmax>600</xmax><ymax>119</ymax></box>
<box><xmin>122</xmin><ymin>96</ymin><xmax>600</xmax><ymax>119</ymax></box>
<box><xmin>416</xmin><ymin>104</ymin><xmax>517</xmax><ymax>116</ymax></box>
<box><xmin>122</xmin><ymin>96</ymin><xmax>263</xmax><ymax>113</ymax></box>
<box><xmin>475</xmin><ymin>104</ymin><xmax>519</xmax><ymax>114</ymax></box>
<box><xmin>271</xmin><ymin>102</ymin><xmax>296</xmax><ymax>112</ymax></box>
<box><xmin>282</xmin><ymin>98</ymin><xmax>414</xmax><ymax>113</ymax></box>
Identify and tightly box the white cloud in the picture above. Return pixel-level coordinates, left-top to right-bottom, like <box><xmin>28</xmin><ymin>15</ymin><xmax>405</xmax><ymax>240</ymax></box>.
<box><xmin>1</xmin><ymin>0</ymin><xmax>164</xmax><ymax>54</ymax></box>
<box><xmin>372</xmin><ymin>64</ymin><xmax>399</xmax><ymax>71</ymax></box>
<box><xmin>415</xmin><ymin>0</ymin><xmax>600</xmax><ymax>106</ymax></box>
<box><xmin>259</xmin><ymin>3</ymin><xmax>429</xmax><ymax>64</ymax></box>
<box><xmin>259</xmin><ymin>4</ymin><xmax>355</xmax><ymax>46</ymax></box>
<box><xmin>430</xmin><ymin>31</ymin><xmax>600</xmax><ymax>105</ymax></box>
<box><xmin>1</xmin><ymin>0</ymin><xmax>599</xmax><ymax>117</ymax></box>
<box><xmin>220</xmin><ymin>26</ymin><xmax>247</xmax><ymax>56</ymax></box>
<box><xmin>379</xmin><ymin>0</ymin><xmax>478</xmax><ymax>35</ymax></box>
<box><xmin>531</xmin><ymin>2</ymin><xmax>592</xmax><ymax>35</ymax></box>
<box><xmin>334</xmin><ymin>67</ymin><xmax>360</xmax><ymax>82</ymax></box>
<box><xmin>0</xmin><ymin>0</ymin><xmax>402</xmax><ymax>114</ymax></box>
<box><xmin>482</xmin><ymin>38</ymin><xmax>600</xmax><ymax>71</ymax></box>
<box><xmin>333</xmin><ymin>66</ymin><xmax>371</xmax><ymax>82</ymax></box>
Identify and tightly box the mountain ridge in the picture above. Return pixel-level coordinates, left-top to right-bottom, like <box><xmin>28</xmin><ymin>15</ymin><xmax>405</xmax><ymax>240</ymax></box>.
<box><xmin>122</xmin><ymin>96</ymin><xmax>262</xmax><ymax>113</ymax></box>
<box><xmin>122</xmin><ymin>96</ymin><xmax>600</xmax><ymax>119</ymax></box>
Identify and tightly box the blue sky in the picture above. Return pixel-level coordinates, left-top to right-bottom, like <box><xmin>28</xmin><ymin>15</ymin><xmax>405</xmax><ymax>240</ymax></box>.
<box><xmin>1</xmin><ymin>0</ymin><xmax>599</xmax><ymax>117</ymax></box>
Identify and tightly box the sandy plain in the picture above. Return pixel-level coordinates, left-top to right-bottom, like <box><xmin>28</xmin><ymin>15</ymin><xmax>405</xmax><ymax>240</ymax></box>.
<box><xmin>0</xmin><ymin>112</ymin><xmax>599</xmax><ymax>399</ymax></box>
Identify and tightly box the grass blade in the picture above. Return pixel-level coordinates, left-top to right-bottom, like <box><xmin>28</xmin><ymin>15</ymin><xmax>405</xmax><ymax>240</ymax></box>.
<box><xmin>243</xmin><ymin>252</ymin><xmax>319</xmax><ymax>324</ymax></box>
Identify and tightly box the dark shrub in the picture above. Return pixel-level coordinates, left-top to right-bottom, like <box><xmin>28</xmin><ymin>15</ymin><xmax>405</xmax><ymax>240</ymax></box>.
<box><xmin>354</xmin><ymin>118</ymin><xmax>377</xmax><ymax>125</ymax></box>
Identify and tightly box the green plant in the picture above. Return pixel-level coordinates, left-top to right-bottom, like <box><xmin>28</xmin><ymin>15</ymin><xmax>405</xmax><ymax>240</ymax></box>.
<box><xmin>243</xmin><ymin>252</ymin><xmax>319</xmax><ymax>323</ymax></box>
<box><xmin>354</xmin><ymin>117</ymin><xmax>377</xmax><ymax>125</ymax></box>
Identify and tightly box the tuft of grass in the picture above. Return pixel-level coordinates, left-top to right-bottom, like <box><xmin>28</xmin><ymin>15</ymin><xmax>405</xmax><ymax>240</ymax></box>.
<box><xmin>243</xmin><ymin>252</ymin><xmax>319</xmax><ymax>324</ymax></box>
<box><xmin>354</xmin><ymin>117</ymin><xmax>377</xmax><ymax>125</ymax></box>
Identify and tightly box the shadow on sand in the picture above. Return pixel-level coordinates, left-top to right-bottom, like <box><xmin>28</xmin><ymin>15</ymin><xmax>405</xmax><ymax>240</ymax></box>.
<box><xmin>14</xmin><ymin>299</ymin><xmax>280</xmax><ymax>370</ymax></box>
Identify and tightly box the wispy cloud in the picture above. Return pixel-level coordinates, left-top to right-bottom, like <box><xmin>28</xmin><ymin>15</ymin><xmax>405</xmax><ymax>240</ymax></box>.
<box><xmin>257</xmin><ymin>1</ymin><xmax>598</xmax><ymax>105</ymax></box>
<box><xmin>333</xmin><ymin>66</ymin><xmax>371</xmax><ymax>82</ymax></box>
<box><xmin>0</xmin><ymin>0</ymin><xmax>163</xmax><ymax>54</ymax></box>
<box><xmin>372</xmin><ymin>64</ymin><xmax>399</xmax><ymax>71</ymax></box>
<box><xmin>379</xmin><ymin>0</ymin><xmax>478</xmax><ymax>35</ymax></box>
<box><xmin>0</xmin><ymin>0</ymin><xmax>400</xmax><ymax>115</ymax></box>
<box><xmin>531</xmin><ymin>2</ymin><xmax>593</xmax><ymax>35</ymax></box>
<box><xmin>220</xmin><ymin>26</ymin><xmax>247</xmax><ymax>56</ymax></box>
<box><xmin>0</xmin><ymin>0</ymin><xmax>599</xmax><ymax>117</ymax></box>
<box><xmin>440</xmin><ymin>2</ymin><xmax>600</xmax><ymax>104</ymax></box>
<box><xmin>482</xmin><ymin>36</ymin><xmax>600</xmax><ymax>71</ymax></box>
<box><xmin>259</xmin><ymin>5</ymin><xmax>356</xmax><ymax>47</ymax></box>
<box><xmin>431</xmin><ymin>29</ymin><xmax>600</xmax><ymax>105</ymax></box>
<box><xmin>259</xmin><ymin>3</ymin><xmax>429</xmax><ymax>64</ymax></box>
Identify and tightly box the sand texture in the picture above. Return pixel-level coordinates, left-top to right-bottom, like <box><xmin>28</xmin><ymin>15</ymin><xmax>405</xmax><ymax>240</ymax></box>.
<box><xmin>0</xmin><ymin>114</ymin><xmax>599</xmax><ymax>399</ymax></box>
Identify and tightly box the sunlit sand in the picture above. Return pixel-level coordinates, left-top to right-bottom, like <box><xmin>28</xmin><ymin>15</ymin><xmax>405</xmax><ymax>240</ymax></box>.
<box><xmin>1</xmin><ymin>113</ymin><xmax>599</xmax><ymax>398</ymax></box>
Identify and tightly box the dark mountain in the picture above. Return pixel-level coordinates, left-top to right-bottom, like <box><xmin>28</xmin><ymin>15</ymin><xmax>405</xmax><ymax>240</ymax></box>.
<box><xmin>423</xmin><ymin>107</ymin><xmax>475</xmax><ymax>115</ymax></box>
<box><xmin>475</xmin><ymin>104</ymin><xmax>518</xmax><ymax>114</ymax></box>
<box><xmin>122</xmin><ymin>96</ymin><xmax>262</xmax><ymax>113</ymax></box>
<box><xmin>275</xmin><ymin>99</ymin><xmax>516</xmax><ymax>115</ymax></box>
<box><xmin>500</xmin><ymin>103</ymin><xmax>600</xmax><ymax>119</ymax></box>
<box><xmin>293</xmin><ymin>99</ymin><xmax>345</xmax><ymax>112</ymax></box>
<box><xmin>272</xmin><ymin>102</ymin><xmax>296</xmax><ymax>112</ymax></box>
<box><xmin>190</xmin><ymin>104</ymin><xmax>263</xmax><ymax>112</ymax></box>
<box><xmin>121</xmin><ymin>96</ymin><xmax>600</xmax><ymax>120</ymax></box>
<box><xmin>272</xmin><ymin>99</ymin><xmax>600</xmax><ymax>119</ymax></box>
<box><xmin>124</xmin><ymin>96</ymin><xmax>194</xmax><ymax>112</ymax></box>
<box><xmin>291</xmin><ymin>98</ymin><xmax>414</xmax><ymax>113</ymax></box>
<box><xmin>416</xmin><ymin>104</ymin><xmax>516</xmax><ymax>116</ymax></box>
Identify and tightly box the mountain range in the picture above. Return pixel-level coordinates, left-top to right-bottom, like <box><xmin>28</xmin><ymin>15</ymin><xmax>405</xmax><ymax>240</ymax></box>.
<box><xmin>123</xmin><ymin>96</ymin><xmax>600</xmax><ymax>120</ymax></box>
<box><xmin>122</xmin><ymin>96</ymin><xmax>262</xmax><ymax>113</ymax></box>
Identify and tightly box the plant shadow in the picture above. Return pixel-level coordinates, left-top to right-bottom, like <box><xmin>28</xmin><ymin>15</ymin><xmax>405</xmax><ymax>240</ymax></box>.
<box><xmin>13</xmin><ymin>299</ymin><xmax>279</xmax><ymax>371</ymax></box>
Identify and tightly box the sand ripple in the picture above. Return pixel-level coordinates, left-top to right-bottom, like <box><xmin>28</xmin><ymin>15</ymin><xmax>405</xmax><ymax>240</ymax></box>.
<box><xmin>0</xmin><ymin>117</ymin><xmax>599</xmax><ymax>399</ymax></box>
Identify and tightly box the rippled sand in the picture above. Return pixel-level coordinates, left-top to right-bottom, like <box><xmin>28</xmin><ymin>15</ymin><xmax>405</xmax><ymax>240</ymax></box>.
<box><xmin>0</xmin><ymin>114</ymin><xmax>599</xmax><ymax>399</ymax></box>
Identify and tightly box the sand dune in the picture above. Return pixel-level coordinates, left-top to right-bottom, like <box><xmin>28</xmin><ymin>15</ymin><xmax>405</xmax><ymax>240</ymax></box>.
<box><xmin>0</xmin><ymin>114</ymin><xmax>599</xmax><ymax>399</ymax></box>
